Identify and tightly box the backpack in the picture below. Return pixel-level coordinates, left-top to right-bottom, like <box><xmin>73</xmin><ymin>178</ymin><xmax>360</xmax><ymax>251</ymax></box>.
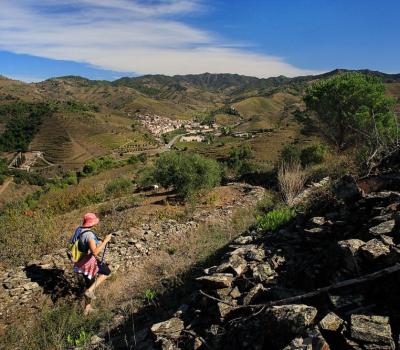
<box><xmin>67</xmin><ymin>227</ymin><xmax>85</xmax><ymax>263</ymax></box>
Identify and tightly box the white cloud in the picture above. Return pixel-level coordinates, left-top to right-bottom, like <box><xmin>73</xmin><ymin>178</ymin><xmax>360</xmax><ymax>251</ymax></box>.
<box><xmin>0</xmin><ymin>0</ymin><xmax>317</xmax><ymax>78</ymax></box>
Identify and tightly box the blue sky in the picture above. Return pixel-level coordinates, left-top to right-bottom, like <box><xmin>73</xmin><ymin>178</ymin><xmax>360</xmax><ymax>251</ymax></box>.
<box><xmin>0</xmin><ymin>0</ymin><xmax>399</xmax><ymax>82</ymax></box>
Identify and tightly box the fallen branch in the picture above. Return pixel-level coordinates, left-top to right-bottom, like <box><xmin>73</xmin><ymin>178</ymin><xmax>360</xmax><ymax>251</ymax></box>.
<box><xmin>200</xmin><ymin>263</ymin><xmax>400</xmax><ymax>310</ymax></box>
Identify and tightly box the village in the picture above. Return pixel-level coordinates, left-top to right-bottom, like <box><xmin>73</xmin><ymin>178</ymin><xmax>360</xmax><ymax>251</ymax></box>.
<box><xmin>136</xmin><ymin>113</ymin><xmax>220</xmax><ymax>143</ymax></box>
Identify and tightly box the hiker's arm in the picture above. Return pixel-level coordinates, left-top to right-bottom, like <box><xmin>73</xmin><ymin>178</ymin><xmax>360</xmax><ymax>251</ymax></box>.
<box><xmin>88</xmin><ymin>235</ymin><xmax>112</xmax><ymax>257</ymax></box>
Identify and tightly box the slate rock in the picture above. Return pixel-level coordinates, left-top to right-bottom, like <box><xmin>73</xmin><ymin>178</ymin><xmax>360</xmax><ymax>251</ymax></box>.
<box><xmin>234</xmin><ymin>236</ymin><xmax>254</xmax><ymax>245</ymax></box>
<box><xmin>360</xmin><ymin>239</ymin><xmax>390</xmax><ymax>261</ymax></box>
<box><xmin>243</xmin><ymin>283</ymin><xmax>268</xmax><ymax>305</ymax></box>
<box><xmin>319</xmin><ymin>312</ymin><xmax>344</xmax><ymax>332</ymax></box>
<box><xmin>229</xmin><ymin>286</ymin><xmax>241</xmax><ymax>299</ymax></box>
<box><xmin>329</xmin><ymin>294</ymin><xmax>365</xmax><ymax>311</ymax></box>
<box><xmin>309</xmin><ymin>217</ymin><xmax>327</xmax><ymax>226</ymax></box>
<box><xmin>151</xmin><ymin>317</ymin><xmax>184</xmax><ymax>340</ymax></box>
<box><xmin>267</xmin><ymin>304</ymin><xmax>318</xmax><ymax>334</ymax></box>
<box><xmin>252</xmin><ymin>263</ymin><xmax>277</xmax><ymax>282</ymax></box>
<box><xmin>369</xmin><ymin>220</ymin><xmax>395</xmax><ymax>236</ymax></box>
<box><xmin>217</xmin><ymin>300</ymin><xmax>237</xmax><ymax>319</ymax></box>
<box><xmin>350</xmin><ymin>315</ymin><xmax>394</xmax><ymax>349</ymax></box>
<box><xmin>216</xmin><ymin>255</ymin><xmax>248</xmax><ymax>276</ymax></box>
<box><xmin>196</xmin><ymin>273</ymin><xmax>234</xmax><ymax>289</ymax></box>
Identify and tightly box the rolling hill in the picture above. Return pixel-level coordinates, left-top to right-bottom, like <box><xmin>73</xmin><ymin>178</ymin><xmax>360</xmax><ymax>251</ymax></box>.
<box><xmin>0</xmin><ymin>69</ymin><xmax>399</xmax><ymax>173</ymax></box>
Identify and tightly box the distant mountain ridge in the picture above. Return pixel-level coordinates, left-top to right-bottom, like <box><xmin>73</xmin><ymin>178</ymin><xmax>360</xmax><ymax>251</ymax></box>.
<box><xmin>49</xmin><ymin>69</ymin><xmax>400</xmax><ymax>92</ymax></box>
<box><xmin>1</xmin><ymin>69</ymin><xmax>399</xmax><ymax>121</ymax></box>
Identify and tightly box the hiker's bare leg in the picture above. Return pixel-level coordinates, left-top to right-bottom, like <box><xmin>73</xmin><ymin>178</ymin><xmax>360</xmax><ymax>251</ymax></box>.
<box><xmin>87</xmin><ymin>274</ymin><xmax>108</xmax><ymax>293</ymax></box>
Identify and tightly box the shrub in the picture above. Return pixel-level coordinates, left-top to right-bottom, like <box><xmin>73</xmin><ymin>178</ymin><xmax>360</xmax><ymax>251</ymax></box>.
<box><xmin>82</xmin><ymin>156</ymin><xmax>118</xmax><ymax>175</ymax></box>
<box><xmin>281</xmin><ymin>144</ymin><xmax>301</xmax><ymax>164</ymax></box>
<box><xmin>0</xmin><ymin>174</ymin><xmax>5</xmax><ymax>185</ymax></box>
<box><xmin>257</xmin><ymin>206</ymin><xmax>295</xmax><ymax>232</ymax></box>
<box><xmin>300</xmin><ymin>144</ymin><xmax>326</xmax><ymax>166</ymax></box>
<box><xmin>140</xmin><ymin>152</ymin><xmax>222</xmax><ymax>198</ymax></box>
<box><xmin>12</xmin><ymin>170</ymin><xmax>47</xmax><ymax>186</ymax></box>
<box><xmin>105</xmin><ymin>177</ymin><xmax>133</xmax><ymax>198</ymax></box>
<box><xmin>227</xmin><ymin>144</ymin><xmax>255</xmax><ymax>177</ymax></box>
<box><xmin>278</xmin><ymin>161</ymin><xmax>307</xmax><ymax>206</ymax></box>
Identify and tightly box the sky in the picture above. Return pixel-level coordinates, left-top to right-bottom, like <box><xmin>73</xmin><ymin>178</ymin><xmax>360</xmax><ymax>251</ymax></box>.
<box><xmin>0</xmin><ymin>0</ymin><xmax>399</xmax><ymax>82</ymax></box>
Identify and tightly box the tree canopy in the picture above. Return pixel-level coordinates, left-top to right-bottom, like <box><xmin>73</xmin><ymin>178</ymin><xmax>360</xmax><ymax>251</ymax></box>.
<box><xmin>139</xmin><ymin>152</ymin><xmax>222</xmax><ymax>198</ymax></box>
<box><xmin>304</xmin><ymin>73</ymin><xmax>397</xmax><ymax>150</ymax></box>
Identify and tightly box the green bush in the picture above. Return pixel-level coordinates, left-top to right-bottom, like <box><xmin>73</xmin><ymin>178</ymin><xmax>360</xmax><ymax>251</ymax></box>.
<box><xmin>128</xmin><ymin>152</ymin><xmax>147</xmax><ymax>164</ymax></box>
<box><xmin>281</xmin><ymin>144</ymin><xmax>301</xmax><ymax>164</ymax></box>
<box><xmin>300</xmin><ymin>144</ymin><xmax>326</xmax><ymax>166</ymax></box>
<box><xmin>82</xmin><ymin>156</ymin><xmax>118</xmax><ymax>175</ymax></box>
<box><xmin>12</xmin><ymin>170</ymin><xmax>47</xmax><ymax>186</ymax></box>
<box><xmin>105</xmin><ymin>177</ymin><xmax>133</xmax><ymax>198</ymax></box>
<box><xmin>227</xmin><ymin>144</ymin><xmax>254</xmax><ymax>176</ymax></box>
<box><xmin>139</xmin><ymin>152</ymin><xmax>222</xmax><ymax>198</ymax></box>
<box><xmin>0</xmin><ymin>174</ymin><xmax>5</xmax><ymax>185</ymax></box>
<box><xmin>257</xmin><ymin>206</ymin><xmax>295</xmax><ymax>232</ymax></box>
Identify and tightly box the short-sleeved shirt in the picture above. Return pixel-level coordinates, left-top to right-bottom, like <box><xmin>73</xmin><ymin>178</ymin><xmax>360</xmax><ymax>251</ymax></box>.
<box><xmin>78</xmin><ymin>229</ymin><xmax>99</xmax><ymax>253</ymax></box>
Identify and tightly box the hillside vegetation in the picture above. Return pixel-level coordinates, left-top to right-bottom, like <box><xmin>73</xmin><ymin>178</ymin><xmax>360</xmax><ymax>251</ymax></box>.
<box><xmin>0</xmin><ymin>70</ymin><xmax>400</xmax><ymax>350</ymax></box>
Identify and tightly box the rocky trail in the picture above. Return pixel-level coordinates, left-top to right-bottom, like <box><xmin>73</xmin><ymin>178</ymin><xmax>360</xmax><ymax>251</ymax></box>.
<box><xmin>0</xmin><ymin>183</ymin><xmax>265</xmax><ymax>336</ymax></box>
<box><xmin>140</xmin><ymin>174</ymin><xmax>400</xmax><ymax>350</ymax></box>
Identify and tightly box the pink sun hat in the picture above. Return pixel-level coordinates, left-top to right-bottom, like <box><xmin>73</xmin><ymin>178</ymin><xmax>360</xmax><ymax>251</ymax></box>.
<box><xmin>82</xmin><ymin>213</ymin><xmax>100</xmax><ymax>228</ymax></box>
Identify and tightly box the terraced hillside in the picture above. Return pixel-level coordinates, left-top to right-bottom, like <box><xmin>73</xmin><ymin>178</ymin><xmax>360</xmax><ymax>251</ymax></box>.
<box><xmin>0</xmin><ymin>70</ymin><xmax>399</xmax><ymax>173</ymax></box>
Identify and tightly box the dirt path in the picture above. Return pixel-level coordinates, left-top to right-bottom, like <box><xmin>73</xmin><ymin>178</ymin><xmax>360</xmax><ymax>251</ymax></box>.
<box><xmin>0</xmin><ymin>178</ymin><xmax>12</xmax><ymax>196</ymax></box>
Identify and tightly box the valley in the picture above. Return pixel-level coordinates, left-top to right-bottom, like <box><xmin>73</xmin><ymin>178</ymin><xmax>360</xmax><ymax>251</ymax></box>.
<box><xmin>1</xmin><ymin>70</ymin><xmax>400</xmax><ymax>350</ymax></box>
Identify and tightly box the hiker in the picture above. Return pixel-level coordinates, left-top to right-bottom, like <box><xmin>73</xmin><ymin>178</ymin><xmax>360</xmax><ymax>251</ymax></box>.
<box><xmin>72</xmin><ymin>213</ymin><xmax>113</xmax><ymax>314</ymax></box>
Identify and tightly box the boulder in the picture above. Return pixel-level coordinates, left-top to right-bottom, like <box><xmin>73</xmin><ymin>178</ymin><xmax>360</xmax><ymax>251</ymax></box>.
<box><xmin>319</xmin><ymin>312</ymin><xmax>344</xmax><ymax>332</ymax></box>
<box><xmin>196</xmin><ymin>274</ymin><xmax>234</xmax><ymax>289</ymax></box>
<box><xmin>151</xmin><ymin>317</ymin><xmax>184</xmax><ymax>341</ymax></box>
<box><xmin>369</xmin><ymin>220</ymin><xmax>395</xmax><ymax>236</ymax></box>
<box><xmin>360</xmin><ymin>239</ymin><xmax>390</xmax><ymax>261</ymax></box>
<box><xmin>350</xmin><ymin>315</ymin><xmax>394</xmax><ymax>349</ymax></box>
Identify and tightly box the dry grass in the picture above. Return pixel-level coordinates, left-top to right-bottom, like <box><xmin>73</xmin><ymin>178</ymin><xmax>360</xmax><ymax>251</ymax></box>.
<box><xmin>97</xmin><ymin>205</ymin><xmax>257</xmax><ymax>313</ymax></box>
<box><xmin>278</xmin><ymin>161</ymin><xmax>307</xmax><ymax>206</ymax></box>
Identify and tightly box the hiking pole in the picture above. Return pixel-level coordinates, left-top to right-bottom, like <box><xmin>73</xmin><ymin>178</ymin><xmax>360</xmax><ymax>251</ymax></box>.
<box><xmin>100</xmin><ymin>241</ymin><xmax>109</xmax><ymax>267</ymax></box>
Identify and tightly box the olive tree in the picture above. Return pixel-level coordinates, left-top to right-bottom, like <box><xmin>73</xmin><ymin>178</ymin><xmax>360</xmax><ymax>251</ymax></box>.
<box><xmin>139</xmin><ymin>152</ymin><xmax>222</xmax><ymax>198</ymax></box>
